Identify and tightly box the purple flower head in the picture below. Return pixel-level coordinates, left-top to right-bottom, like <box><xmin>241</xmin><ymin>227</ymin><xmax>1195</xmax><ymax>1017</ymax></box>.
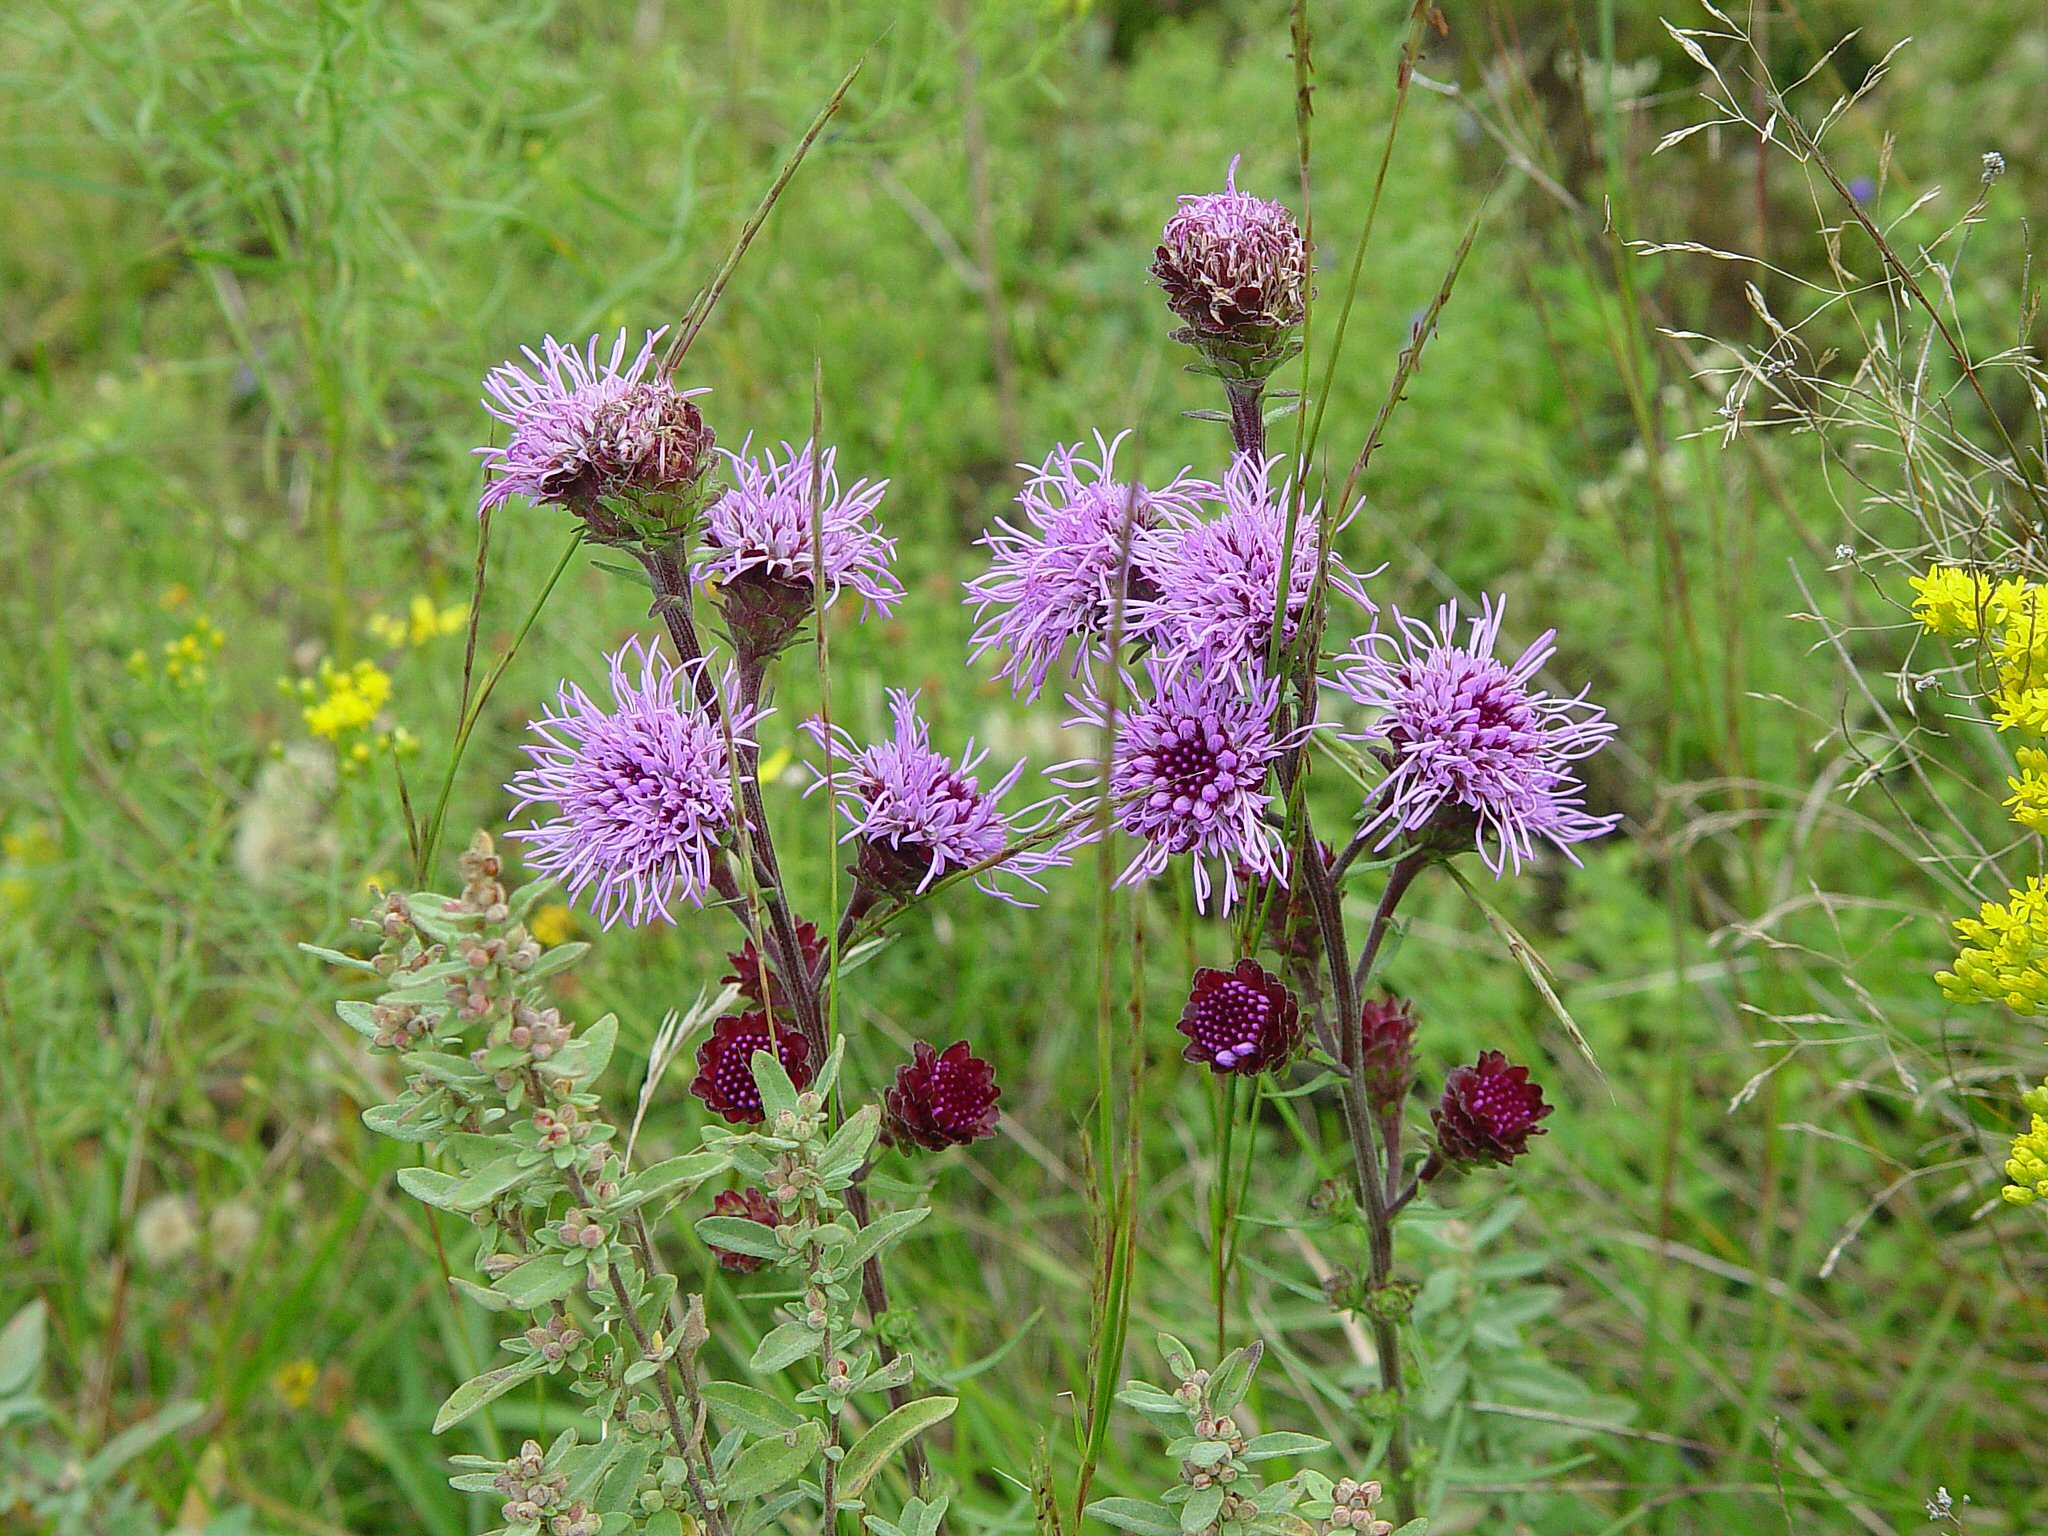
<box><xmin>883</xmin><ymin>1040</ymin><xmax>1002</xmax><ymax>1151</ymax></box>
<box><xmin>1430</xmin><ymin>1050</ymin><xmax>1552</xmax><ymax>1168</ymax></box>
<box><xmin>507</xmin><ymin>637</ymin><xmax>766</xmax><ymax>928</ymax></box>
<box><xmin>1059</xmin><ymin>660</ymin><xmax>1294</xmax><ymax>912</ymax></box>
<box><xmin>1325</xmin><ymin>597</ymin><xmax>1619</xmax><ymax>875</ymax></box>
<box><xmin>477</xmin><ymin>328</ymin><xmax>712</xmax><ymax>517</ymax></box>
<box><xmin>696</xmin><ymin>439</ymin><xmax>900</xmax><ymax>660</ymax></box>
<box><xmin>691</xmin><ymin>1011</ymin><xmax>815</xmax><ymax>1125</ymax></box>
<box><xmin>1151</xmin><ymin>157</ymin><xmax>1309</xmax><ymax>339</ymax></box>
<box><xmin>965</xmin><ymin>432</ymin><xmax>1217</xmax><ymax>699</ymax></box>
<box><xmin>1136</xmin><ymin>453</ymin><xmax>1373</xmax><ymax>672</ymax></box>
<box><xmin>804</xmin><ymin>690</ymin><xmax>1065</xmax><ymax>904</ymax></box>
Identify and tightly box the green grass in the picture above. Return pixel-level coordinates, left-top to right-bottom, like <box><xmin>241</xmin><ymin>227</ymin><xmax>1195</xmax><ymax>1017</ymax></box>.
<box><xmin>5</xmin><ymin>0</ymin><xmax>2048</xmax><ymax>1530</ymax></box>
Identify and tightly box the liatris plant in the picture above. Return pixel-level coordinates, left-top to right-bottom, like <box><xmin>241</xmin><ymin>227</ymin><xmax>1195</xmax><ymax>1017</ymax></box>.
<box><xmin>346</xmin><ymin>82</ymin><xmax>1611</xmax><ymax>1528</ymax></box>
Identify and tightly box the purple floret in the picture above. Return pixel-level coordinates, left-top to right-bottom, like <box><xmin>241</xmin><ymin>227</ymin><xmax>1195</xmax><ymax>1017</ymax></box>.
<box><xmin>695</xmin><ymin>437</ymin><xmax>901</xmax><ymax>615</ymax></box>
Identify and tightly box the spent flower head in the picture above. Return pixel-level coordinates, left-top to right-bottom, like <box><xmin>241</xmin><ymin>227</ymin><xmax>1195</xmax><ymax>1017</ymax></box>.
<box><xmin>805</xmin><ymin>689</ymin><xmax>1065</xmax><ymax>903</ymax></box>
<box><xmin>1326</xmin><ymin>596</ymin><xmax>1619</xmax><ymax>875</ymax></box>
<box><xmin>965</xmin><ymin>431</ymin><xmax>1216</xmax><ymax>698</ymax></box>
<box><xmin>506</xmin><ymin>637</ymin><xmax>764</xmax><ymax>928</ymax></box>
<box><xmin>1060</xmin><ymin>660</ymin><xmax>1293</xmax><ymax>912</ymax></box>
<box><xmin>696</xmin><ymin>437</ymin><xmax>900</xmax><ymax>661</ymax></box>
<box><xmin>1151</xmin><ymin>156</ymin><xmax>1308</xmax><ymax>369</ymax></box>
<box><xmin>477</xmin><ymin>328</ymin><xmax>712</xmax><ymax>519</ymax></box>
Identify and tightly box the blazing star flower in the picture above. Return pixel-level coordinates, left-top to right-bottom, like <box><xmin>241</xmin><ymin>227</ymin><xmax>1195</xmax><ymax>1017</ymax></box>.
<box><xmin>704</xmin><ymin>1187</ymin><xmax>782</xmax><ymax>1272</ymax></box>
<box><xmin>1176</xmin><ymin>958</ymin><xmax>1302</xmax><ymax>1074</ymax></box>
<box><xmin>506</xmin><ymin>637</ymin><xmax>764</xmax><ymax>928</ymax></box>
<box><xmin>690</xmin><ymin>1011</ymin><xmax>815</xmax><ymax>1125</ymax></box>
<box><xmin>804</xmin><ymin>690</ymin><xmax>1064</xmax><ymax>903</ymax></box>
<box><xmin>882</xmin><ymin>1041</ymin><xmax>1002</xmax><ymax>1151</ymax></box>
<box><xmin>1356</xmin><ymin>995</ymin><xmax>1418</xmax><ymax>1111</ymax></box>
<box><xmin>1136</xmin><ymin>453</ymin><xmax>1372</xmax><ymax>672</ymax></box>
<box><xmin>1429</xmin><ymin>1050</ymin><xmax>1552</xmax><ymax>1168</ymax></box>
<box><xmin>1060</xmin><ymin>660</ymin><xmax>1293</xmax><ymax>912</ymax></box>
<box><xmin>1325</xmin><ymin>597</ymin><xmax>1619</xmax><ymax>875</ymax></box>
<box><xmin>965</xmin><ymin>432</ymin><xmax>1217</xmax><ymax>699</ymax></box>
<box><xmin>695</xmin><ymin>438</ymin><xmax>899</xmax><ymax>660</ymax></box>
<box><xmin>1151</xmin><ymin>156</ymin><xmax>1308</xmax><ymax>343</ymax></box>
<box><xmin>477</xmin><ymin>328</ymin><xmax>712</xmax><ymax>517</ymax></box>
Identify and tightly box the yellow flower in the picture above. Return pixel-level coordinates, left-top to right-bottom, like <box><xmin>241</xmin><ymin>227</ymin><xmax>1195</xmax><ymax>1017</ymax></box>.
<box><xmin>271</xmin><ymin>1357</ymin><xmax>318</xmax><ymax>1410</ymax></box>
<box><xmin>158</xmin><ymin>616</ymin><xmax>225</xmax><ymax>689</ymax></box>
<box><xmin>2001</xmin><ymin>1081</ymin><xmax>2048</xmax><ymax>1204</ymax></box>
<box><xmin>529</xmin><ymin>903</ymin><xmax>576</xmax><ymax>946</ymax></box>
<box><xmin>1938</xmin><ymin>875</ymin><xmax>2048</xmax><ymax>1014</ymax></box>
<box><xmin>369</xmin><ymin>595</ymin><xmax>467</xmax><ymax>649</ymax></box>
<box><xmin>302</xmin><ymin>659</ymin><xmax>392</xmax><ymax>741</ymax></box>
<box><xmin>1991</xmin><ymin>677</ymin><xmax>2048</xmax><ymax>735</ymax></box>
<box><xmin>1910</xmin><ymin>565</ymin><xmax>2024</xmax><ymax>638</ymax></box>
<box><xmin>2006</xmin><ymin>748</ymin><xmax>2048</xmax><ymax>831</ymax></box>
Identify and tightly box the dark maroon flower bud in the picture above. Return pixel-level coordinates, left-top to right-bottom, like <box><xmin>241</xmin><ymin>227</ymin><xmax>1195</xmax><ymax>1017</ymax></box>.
<box><xmin>1429</xmin><ymin>1050</ymin><xmax>1552</xmax><ymax>1169</ymax></box>
<box><xmin>883</xmin><ymin>1040</ymin><xmax>1001</xmax><ymax>1151</ymax></box>
<box><xmin>1356</xmin><ymin>995</ymin><xmax>1418</xmax><ymax>1111</ymax></box>
<box><xmin>705</xmin><ymin>1187</ymin><xmax>782</xmax><ymax>1273</ymax></box>
<box><xmin>1176</xmin><ymin>958</ymin><xmax>1302</xmax><ymax>1075</ymax></box>
<box><xmin>690</xmin><ymin>1011</ymin><xmax>815</xmax><ymax>1124</ymax></box>
<box><xmin>722</xmin><ymin>920</ymin><xmax>827</xmax><ymax>1014</ymax></box>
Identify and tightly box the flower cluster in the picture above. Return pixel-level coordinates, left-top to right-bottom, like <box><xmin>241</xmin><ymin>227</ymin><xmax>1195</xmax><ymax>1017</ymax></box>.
<box><xmin>507</xmin><ymin>638</ymin><xmax>765</xmax><ymax>928</ymax></box>
<box><xmin>1909</xmin><ymin>562</ymin><xmax>2048</xmax><ymax>731</ymax></box>
<box><xmin>1175</xmin><ymin>959</ymin><xmax>1302</xmax><ymax>1075</ymax></box>
<box><xmin>1430</xmin><ymin>1049</ymin><xmax>1553</xmax><ymax>1168</ymax></box>
<box><xmin>883</xmin><ymin>1040</ymin><xmax>1001</xmax><ymax>1150</ymax></box>
<box><xmin>1937</xmin><ymin>875</ymin><xmax>2048</xmax><ymax>1014</ymax></box>
<box><xmin>2000</xmin><ymin>1080</ymin><xmax>2048</xmax><ymax>1204</ymax></box>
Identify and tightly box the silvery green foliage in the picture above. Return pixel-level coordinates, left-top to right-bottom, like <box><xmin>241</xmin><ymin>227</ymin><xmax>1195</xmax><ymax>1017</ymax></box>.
<box><xmin>321</xmin><ymin>830</ymin><xmax>950</xmax><ymax>1536</ymax></box>
<box><xmin>1085</xmin><ymin>1336</ymin><xmax>1423</xmax><ymax>1536</ymax></box>
<box><xmin>0</xmin><ymin>1301</ymin><xmax>255</xmax><ymax>1535</ymax></box>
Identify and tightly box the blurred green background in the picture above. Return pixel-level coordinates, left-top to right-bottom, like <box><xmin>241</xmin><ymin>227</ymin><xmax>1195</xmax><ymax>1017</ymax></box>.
<box><xmin>5</xmin><ymin>0</ymin><xmax>2047</xmax><ymax>1530</ymax></box>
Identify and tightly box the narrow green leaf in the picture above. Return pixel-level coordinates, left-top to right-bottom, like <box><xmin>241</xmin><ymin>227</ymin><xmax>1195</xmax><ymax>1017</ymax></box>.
<box><xmin>1238</xmin><ymin>1431</ymin><xmax>1327</xmax><ymax>1462</ymax></box>
<box><xmin>1180</xmin><ymin>1484</ymin><xmax>1225</xmax><ymax>1534</ymax></box>
<box><xmin>433</xmin><ymin>1357</ymin><xmax>546</xmax><ymax>1433</ymax></box>
<box><xmin>395</xmin><ymin>1166</ymin><xmax>465</xmax><ymax>1211</ymax></box>
<box><xmin>82</xmin><ymin>1400</ymin><xmax>204</xmax><ymax>1480</ymax></box>
<box><xmin>835</xmin><ymin>1206</ymin><xmax>926</xmax><ymax>1275</ymax></box>
<box><xmin>492</xmin><ymin>1257</ymin><xmax>584</xmax><ymax>1309</ymax></box>
<box><xmin>837</xmin><ymin>1395</ymin><xmax>957</xmax><ymax>1498</ymax></box>
<box><xmin>0</xmin><ymin>1302</ymin><xmax>46</xmax><ymax>1396</ymax></box>
<box><xmin>750</xmin><ymin>1320</ymin><xmax>824</xmax><ymax>1374</ymax></box>
<box><xmin>303</xmin><ymin>943</ymin><xmax>380</xmax><ymax>974</ymax></box>
<box><xmin>701</xmin><ymin>1381</ymin><xmax>805</xmax><ymax>1436</ymax></box>
<box><xmin>721</xmin><ymin>1420</ymin><xmax>826</xmax><ymax>1500</ymax></box>
<box><xmin>1085</xmin><ymin>1499</ymin><xmax>1181</xmax><ymax>1536</ymax></box>
<box><xmin>696</xmin><ymin>1215</ymin><xmax>786</xmax><ymax>1262</ymax></box>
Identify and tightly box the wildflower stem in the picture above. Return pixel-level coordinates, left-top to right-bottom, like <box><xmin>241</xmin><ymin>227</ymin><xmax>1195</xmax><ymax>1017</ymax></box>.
<box><xmin>1225</xmin><ymin>380</ymin><xmax>1266</xmax><ymax>461</ymax></box>
<box><xmin>1350</xmin><ymin>851</ymin><xmax>1428</xmax><ymax>1000</ymax></box>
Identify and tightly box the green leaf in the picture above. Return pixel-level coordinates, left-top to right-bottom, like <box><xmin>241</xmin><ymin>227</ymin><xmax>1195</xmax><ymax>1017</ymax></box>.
<box><xmin>395</xmin><ymin>1166</ymin><xmax>465</xmax><ymax>1211</ymax></box>
<box><xmin>362</xmin><ymin>1101</ymin><xmax>436</xmax><ymax>1143</ymax></box>
<box><xmin>642</xmin><ymin>1513</ymin><xmax>685</xmax><ymax>1536</ymax></box>
<box><xmin>750</xmin><ymin>1320</ymin><xmax>824</xmax><ymax>1374</ymax></box>
<box><xmin>750</xmin><ymin>1047</ymin><xmax>800</xmax><ymax>1122</ymax></box>
<box><xmin>720</xmin><ymin>1420</ymin><xmax>826</xmax><ymax>1500</ymax></box>
<box><xmin>449</xmin><ymin>1276</ymin><xmax>513</xmax><ymax>1313</ymax></box>
<box><xmin>835</xmin><ymin>1206</ymin><xmax>926</xmax><ymax>1275</ymax></box>
<box><xmin>1085</xmin><ymin>1499</ymin><xmax>1181</xmax><ymax>1536</ymax></box>
<box><xmin>1390</xmin><ymin>1523</ymin><xmax>1429</xmax><ymax>1536</ymax></box>
<box><xmin>0</xmin><ymin>1301</ymin><xmax>47</xmax><ymax>1397</ymax></box>
<box><xmin>815</xmin><ymin>1103</ymin><xmax>880</xmax><ymax>1179</ymax></box>
<box><xmin>1157</xmin><ymin>1334</ymin><xmax>1196</xmax><ymax>1379</ymax></box>
<box><xmin>1180</xmin><ymin>1484</ymin><xmax>1225</xmax><ymax>1534</ymax></box>
<box><xmin>433</xmin><ymin>1357</ymin><xmax>546</xmax><ymax>1433</ymax></box>
<box><xmin>526</xmin><ymin>941</ymin><xmax>592</xmax><ymax>982</ymax></box>
<box><xmin>492</xmin><ymin>1257</ymin><xmax>584</xmax><ymax>1309</ymax></box>
<box><xmin>448</xmin><ymin>1155</ymin><xmax>527</xmax><ymax>1211</ymax></box>
<box><xmin>335</xmin><ymin>1000</ymin><xmax>383</xmax><ymax>1039</ymax></box>
<box><xmin>1239</xmin><ymin>1431</ymin><xmax>1327</xmax><ymax>1462</ymax></box>
<box><xmin>624</xmin><ymin>1150</ymin><xmax>731</xmax><ymax>1210</ymax></box>
<box><xmin>543</xmin><ymin>1010</ymin><xmax>615</xmax><ymax>1082</ymax></box>
<box><xmin>1207</xmin><ymin>1340</ymin><xmax>1261</xmax><ymax>1413</ymax></box>
<box><xmin>700</xmin><ymin>1382</ymin><xmax>805</xmax><ymax>1436</ymax></box>
<box><xmin>303</xmin><ymin>942</ymin><xmax>381</xmax><ymax>973</ymax></box>
<box><xmin>82</xmin><ymin>1399</ymin><xmax>205</xmax><ymax>1480</ymax></box>
<box><xmin>836</xmin><ymin>1395</ymin><xmax>957</xmax><ymax>1498</ymax></box>
<box><xmin>696</xmin><ymin>1215</ymin><xmax>786</xmax><ymax>1262</ymax></box>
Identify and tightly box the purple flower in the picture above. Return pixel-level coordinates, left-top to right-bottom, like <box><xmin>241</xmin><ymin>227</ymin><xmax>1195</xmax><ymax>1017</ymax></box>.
<box><xmin>1176</xmin><ymin>958</ymin><xmax>1302</xmax><ymax>1074</ymax></box>
<box><xmin>1430</xmin><ymin>1050</ymin><xmax>1552</xmax><ymax>1168</ymax></box>
<box><xmin>477</xmin><ymin>328</ymin><xmax>712</xmax><ymax>516</ymax></box>
<box><xmin>965</xmin><ymin>432</ymin><xmax>1216</xmax><ymax>699</ymax></box>
<box><xmin>804</xmin><ymin>690</ymin><xmax>1065</xmax><ymax>903</ymax></box>
<box><xmin>1356</xmin><ymin>995</ymin><xmax>1418</xmax><ymax>1111</ymax></box>
<box><xmin>696</xmin><ymin>439</ymin><xmax>901</xmax><ymax>659</ymax></box>
<box><xmin>507</xmin><ymin>637</ymin><xmax>765</xmax><ymax>928</ymax></box>
<box><xmin>1060</xmin><ymin>660</ymin><xmax>1293</xmax><ymax>912</ymax></box>
<box><xmin>691</xmin><ymin>1011</ymin><xmax>815</xmax><ymax>1125</ymax></box>
<box><xmin>882</xmin><ymin>1041</ymin><xmax>1002</xmax><ymax>1151</ymax></box>
<box><xmin>1135</xmin><ymin>453</ymin><xmax>1373</xmax><ymax>672</ymax></box>
<box><xmin>1325</xmin><ymin>597</ymin><xmax>1618</xmax><ymax>875</ymax></box>
<box><xmin>1151</xmin><ymin>157</ymin><xmax>1308</xmax><ymax>340</ymax></box>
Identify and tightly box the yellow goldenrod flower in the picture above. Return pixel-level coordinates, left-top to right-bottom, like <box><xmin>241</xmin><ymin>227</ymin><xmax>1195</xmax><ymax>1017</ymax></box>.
<box><xmin>2006</xmin><ymin>748</ymin><xmax>2048</xmax><ymax>832</ymax></box>
<box><xmin>529</xmin><ymin>902</ymin><xmax>575</xmax><ymax>946</ymax></box>
<box><xmin>1909</xmin><ymin>565</ymin><xmax>2024</xmax><ymax>639</ymax></box>
<box><xmin>301</xmin><ymin>658</ymin><xmax>392</xmax><ymax>741</ymax></box>
<box><xmin>2000</xmin><ymin>1082</ymin><xmax>2048</xmax><ymax>1204</ymax></box>
<box><xmin>368</xmin><ymin>595</ymin><xmax>467</xmax><ymax>650</ymax></box>
<box><xmin>1991</xmin><ymin>677</ymin><xmax>2048</xmax><ymax>734</ymax></box>
<box><xmin>1938</xmin><ymin>875</ymin><xmax>2048</xmax><ymax>1014</ymax></box>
